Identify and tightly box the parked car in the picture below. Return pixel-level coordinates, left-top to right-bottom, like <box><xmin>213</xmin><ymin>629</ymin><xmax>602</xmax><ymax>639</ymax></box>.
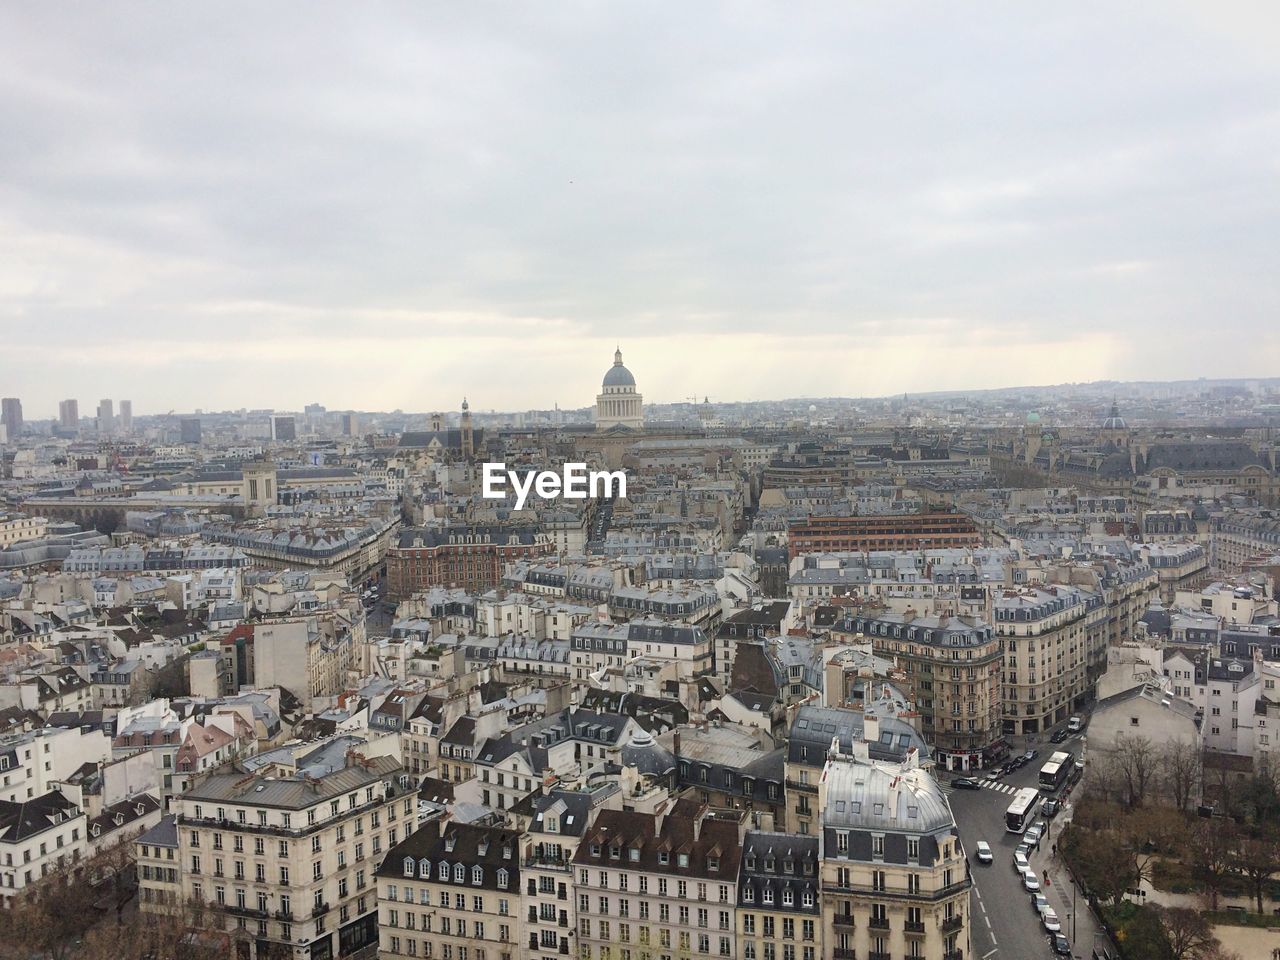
<box><xmin>987</xmin><ymin>767</ymin><xmax>1006</xmax><ymax>780</ymax></box>
<box><xmin>1022</xmin><ymin>827</ymin><xmax>1042</xmax><ymax>851</ymax></box>
<box><xmin>1022</xmin><ymin>869</ymin><xmax>1041</xmax><ymax>892</ymax></box>
<box><xmin>1042</xmin><ymin>908</ymin><xmax>1061</xmax><ymax>933</ymax></box>
<box><xmin>952</xmin><ymin>777</ymin><xmax>982</xmax><ymax>790</ymax></box>
<box><xmin>1052</xmin><ymin>933</ymin><xmax>1072</xmax><ymax>956</ymax></box>
<box><xmin>1067</xmin><ymin>715</ymin><xmax>1084</xmax><ymax>733</ymax></box>
<box><xmin>1016</xmin><ymin>842</ymin><xmax>1032</xmax><ymax>861</ymax></box>
<box><xmin>1023</xmin><ymin>749</ymin><xmax>1039</xmax><ymax>762</ymax></box>
<box><xmin>1051</xmin><ymin>728</ymin><xmax>1069</xmax><ymax>744</ymax></box>
<box><xmin>1041</xmin><ymin>798</ymin><xmax>1061</xmax><ymax>818</ymax></box>
<box><xmin>1030</xmin><ymin>892</ymin><xmax>1049</xmax><ymax>915</ymax></box>
<box><xmin>1013</xmin><ymin>852</ymin><xmax>1030</xmax><ymax>874</ymax></box>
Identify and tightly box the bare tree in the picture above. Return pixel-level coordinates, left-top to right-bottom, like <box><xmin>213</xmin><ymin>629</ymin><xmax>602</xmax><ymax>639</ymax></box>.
<box><xmin>1163</xmin><ymin>737</ymin><xmax>1202</xmax><ymax>813</ymax></box>
<box><xmin>1191</xmin><ymin>817</ymin><xmax>1239</xmax><ymax>911</ymax></box>
<box><xmin>1126</xmin><ymin>805</ymin><xmax>1190</xmax><ymax>890</ymax></box>
<box><xmin>1155</xmin><ymin>905</ymin><xmax>1220</xmax><ymax>960</ymax></box>
<box><xmin>0</xmin><ymin>867</ymin><xmax>103</xmax><ymax>960</ymax></box>
<box><xmin>1234</xmin><ymin>829</ymin><xmax>1279</xmax><ymax>914</ymax></box>
<box><xmin>1111</xmin><ymin>731</ymin><xmax>1158</xmax><ymax>808</ymax></box>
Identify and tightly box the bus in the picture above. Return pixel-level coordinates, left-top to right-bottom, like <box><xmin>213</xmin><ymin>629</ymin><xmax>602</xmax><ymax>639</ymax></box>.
<box><xmin>1038</xmin><ymin>751</ymin><xmax>1074</xmax><ymax>792</ymax></box>
<box><xmin>1006</xmin><ymin>787</ymin><xmax>1039</xmax><ymax>833</ymax></box>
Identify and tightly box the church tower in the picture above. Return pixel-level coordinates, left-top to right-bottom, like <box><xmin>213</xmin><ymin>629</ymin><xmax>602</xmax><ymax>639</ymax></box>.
<box><xmin>460</xmin><ymin>397</ymin><xmax>474</xmax><ymax>461</ymax></box>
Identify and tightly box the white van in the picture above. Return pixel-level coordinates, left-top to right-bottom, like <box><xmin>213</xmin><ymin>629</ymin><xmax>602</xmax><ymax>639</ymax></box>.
<box><xmin>1067</xmin><ymin>715</ymin><xmax>1083</xmax><ymax>733</ymax></box>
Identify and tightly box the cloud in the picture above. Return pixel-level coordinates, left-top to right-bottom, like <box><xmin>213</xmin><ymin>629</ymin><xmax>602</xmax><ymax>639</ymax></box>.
<box><xmin>1</xmin><ymin>2</ymin><xmax>1279</xmax><ymax>416</ymax></box>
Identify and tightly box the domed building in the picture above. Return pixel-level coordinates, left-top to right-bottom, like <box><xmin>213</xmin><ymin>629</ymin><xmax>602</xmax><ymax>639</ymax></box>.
<box><xmin>1100</xmin><ymin>400</ymin><xmax>1131</xmax><ymax>449</ymax></box>
<box><xmin>595</xmin><ymin>347</ymin><xmax>644</xmax><ymax>431</ymax></box>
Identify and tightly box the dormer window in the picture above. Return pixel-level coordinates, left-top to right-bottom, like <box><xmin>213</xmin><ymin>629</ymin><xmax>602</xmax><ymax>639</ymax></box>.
<box><xmin>590</xmin><ymin>843</ymin><xmax>602</xmax><ymax>858</ymax></box>
<box><xmin>444</xmin><ymin>835</ymin><xmax>456</xmax><ymax>853</ymax></box>
<box><xmin>742</xmin><ymin>886</ymin><xmax>754</xmax><ymax>903</ymax></box>
<box><xmin>502</xmin><ymin>845</ymin><xmax>512</xmax><ymax>860</ymax></box>
<box><xmin>472</xmin><ymin>865</ymin><xmax>483</xmax><ymax>885</ymax></box>
<box><xmin>610</xmin><ymin>845</ymin><xmax>621</xmax><ymax>860</ymax></box>
<box><xmin>497</xmin><ymin>868</ymin><xmax>508</xmax><ymax>889</ymax></box>
<box><xmin>658</xmin><ymin>851</ymin><xmax>669</xmax><ymax>865</ymax></box>
<box><xmin>707</xmin><ymin>856</ymin><xmax>719</xmax><ymax>872</ymax></box>
<box><xmin>763</xmin><ymin>887</ymin><xmax>774</xmax><ymax>905</ymax></box>
<box><xmin>404</xmin><ymin>857</ymin><xmax>415</xmax><ymax>877</ymax></box>
<box><xmin>453</xmin><ymin>863</ymin><xmax>465</xmax><ymax>883</ymax></box>
<box><xmin>437</xmin><ymin>862</ymin><xmax>449</xmax><ymax>881</ymax></box>
<box><xmin>677</xmin><ymin>853</ymin><xmax>689</xmax><ymax>868</ymax></box>
<box><xmin>629</xmin><ymin>847</ymin><xmax>640</xmax><ymax>862</ymax></box>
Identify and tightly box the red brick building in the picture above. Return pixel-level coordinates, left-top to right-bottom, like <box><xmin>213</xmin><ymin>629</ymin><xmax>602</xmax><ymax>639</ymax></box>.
<box><xmin>786</xmin><ymin>512</ymin><xmax>982</xmax><ymax>559</ymax></box>
<box><xmin>385</xmin><ymin>525</ymin><xmax>556</xmax><ymax>599</ymax></box>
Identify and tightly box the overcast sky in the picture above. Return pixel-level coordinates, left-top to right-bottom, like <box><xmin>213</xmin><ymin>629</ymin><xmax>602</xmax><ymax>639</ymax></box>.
<box><xmin>3</xmin><ymin>3</ymin><xmax>1279</xmax><ymax>417</ymax></box>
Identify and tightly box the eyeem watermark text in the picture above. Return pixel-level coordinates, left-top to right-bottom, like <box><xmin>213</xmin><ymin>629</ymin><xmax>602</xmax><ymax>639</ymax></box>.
<box><xmin>482</xmin><ymin>462</ymin><xmax>627</xmax><ymax>511</ymax></box>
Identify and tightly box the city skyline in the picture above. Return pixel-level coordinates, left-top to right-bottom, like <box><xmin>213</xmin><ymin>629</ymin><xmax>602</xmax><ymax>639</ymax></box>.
<box><xmin>3</xmin><ymin>3</ymin><xmax>1280</xmax><ymax>411</ymax></box>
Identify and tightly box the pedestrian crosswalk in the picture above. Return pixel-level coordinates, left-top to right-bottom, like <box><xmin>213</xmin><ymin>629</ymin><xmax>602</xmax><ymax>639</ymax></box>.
<box><xmin>984</xmin><ymin>780</ymin><xmax>1020</xmax><ymax>795</ymax></box>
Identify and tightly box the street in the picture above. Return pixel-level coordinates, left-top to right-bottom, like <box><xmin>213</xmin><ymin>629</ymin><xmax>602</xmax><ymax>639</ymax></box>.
<box><xmin>945</xmin><ymin>734</ymin><xmax>1109</xmax><ymax>960</ymax></box>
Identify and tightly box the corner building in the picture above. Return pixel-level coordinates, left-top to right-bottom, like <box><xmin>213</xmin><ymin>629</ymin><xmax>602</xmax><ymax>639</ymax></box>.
<box><xmin>820</xmin><ymin>747</ymin><xmax>971</xmax><ymax>960</ymax></box>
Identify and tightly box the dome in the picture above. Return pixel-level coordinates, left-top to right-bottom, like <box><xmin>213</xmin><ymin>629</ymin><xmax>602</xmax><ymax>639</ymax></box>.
<box><xmin>603</xmin><ymin>348</ymin><xmax>636</xmax><ymax>388</ymax></box>
<box><xmin>1101</xmin><ymin>401</ymin><xmax>1127</xmax><ymax>431</ymax></box>
<box><xmin>1025</xmin><ymin>411</ymin><xmax>1042</xmax><ymax>424</ymax></box>
<box><xmin>620</xmin><ymin>730</ymin><xmax>675</xmax><ymax>777</ymax></box>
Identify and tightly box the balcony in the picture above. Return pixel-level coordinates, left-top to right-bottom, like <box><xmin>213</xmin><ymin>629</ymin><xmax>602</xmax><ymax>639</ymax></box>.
<box><xmin>224</xmin><ymin>904</ymin><xmax>268</xmax><ymax>920</ymax></box>
<box><xmin>274</xmin><ymin>910</ymin><xmax>294</xmax><ymax>921</ymax></box>
<box><xmin>944</xmin><ymin>952</ymin><xmax>964</xmax><ymax>960</ymax></box>
<box><xmin>832</xmin><ymin>950</ymin><xmax>856</xmax><ymax>960</ymax></box>
<box><xmin>868</xmin><ymin>916</ymin><xmax>890</xmax><ymax>931</ymax></box>
<box><xmin>311</xmin><ymin>902</ymin><xmax>331</xmax><ymax>918</ymax></box>
<box><xmin>832</xmin><ymin>913</ymin><xmax>855</xmax><ymax>928</ymax></box>
<box><xmin>904</xmin><ymin>920</ymin><xmax>926</xmax><ymax>934</ymax></box>
<box><xmin>942</xmin><ymin>915</ymin><xmax>964</xmax><ymax>933</ymax></box>
<box><xmin>869</xmin><ymin>953</ymin><xmax>890</xmax><ymax>960</ymax></box>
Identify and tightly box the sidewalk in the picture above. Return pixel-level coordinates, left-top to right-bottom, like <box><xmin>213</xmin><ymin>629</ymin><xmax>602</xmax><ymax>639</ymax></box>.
<box><xmin>1037</xmin><ymin>818</ymin><xmax>1115</xmax><ymax>959</ymax></box>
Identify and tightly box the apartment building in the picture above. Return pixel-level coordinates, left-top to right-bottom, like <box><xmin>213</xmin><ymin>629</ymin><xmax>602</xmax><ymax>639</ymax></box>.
<box><xmin>522</xmin><ymin>788</ymin><xmax>600</xmax><ymax>960</ymax></box>
<box><xmin>994</xmin><ymin>585</ymin><xmax>1101</xmax><ymax>735</ymax></box>
<box><xmin>377</xmin><ymin>820</ymin><xmax>523</xmax><ymax>960</ymax></box>
<box><xmin>737</xmin><ymin>832</ymin><xmax>822</xmax><ymax>960</ymax></box>
<box><xmin>0</xmin><ymin>513</ymin><xmax>47</xmax><ymax>546</ymax></box>
<box><xmin>0</xmin><ymin>790</ymin><xmax>86</xmax><ymax>907</ymax></box>
<box><xmin>136</xmin><ymin>814</ymin><xmax>181</xmax><ymax>914</ymax></box>
<box><xmin>166</xmin><ymin>750</ymin><xmax>414</xmax><ymax>960</ymax></box>
<box><xmin>834</xmin><ymin>611</ymin><xmax>1001</xmax><ymax>770</ymax></box>
<box><xmin>386</xmin><ymin>526</ymin><xmax>557</xmax><ymax>600</ymax></box>
<box><xmin>1138</xmin><ymin>541</ymin><xmax>1210</xmax><ymax>604</ymax></box>
<box><xmin>572</xmin><ymin>798</ymin><xmax>745</xmax><ymax>960</ymax></box>
<box><xmin>819</xmin><ymin>748</ymin><xmax>970</xmax><ymax>960</ymax></box>
<box><xmin>254</xmin><ymin>613</ymin><xmax>360</xmax><ymax>707</ymax></box>
<box><xmin>784</xmin><ymin>706</ymin><xmax>929</xmax><ymax>836</ymax></box>
<box><xmin>786</xmin><ymin>513</ymin><xmax>982</xmax><ymax>561</ymax></box>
